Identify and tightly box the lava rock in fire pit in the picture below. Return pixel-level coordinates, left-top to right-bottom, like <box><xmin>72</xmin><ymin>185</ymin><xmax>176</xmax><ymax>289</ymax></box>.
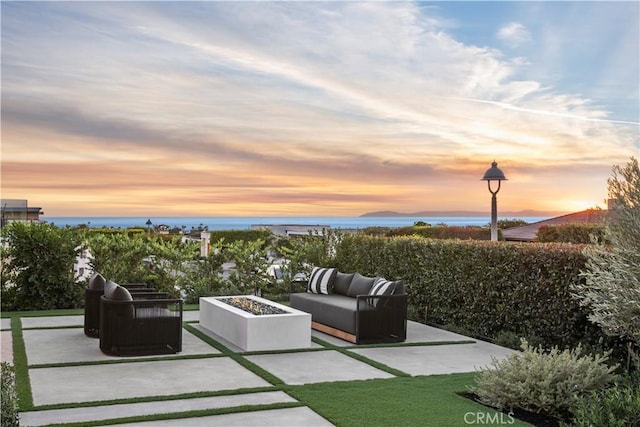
<box><xmin>219</xmin><ymin>297</ymin><xmax>287</xmax><ymax>316</ymax></box>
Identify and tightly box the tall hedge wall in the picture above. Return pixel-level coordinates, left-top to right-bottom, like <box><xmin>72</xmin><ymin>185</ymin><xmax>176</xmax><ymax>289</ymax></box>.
<box><xmin>332</xmin><ymin>234</ymin><xmax>602</xmax><ymax>349</ymax></box>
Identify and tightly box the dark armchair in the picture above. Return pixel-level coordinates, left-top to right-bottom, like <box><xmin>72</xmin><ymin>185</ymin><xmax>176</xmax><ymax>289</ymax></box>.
<box><xmin>99</xmin><ymin>281</ymin><xmax>183</xmax><ymax>356</ymax></box>
<box><xmin>84</xmin><ymin>273</ymin><xmax>158</xmax><ymax>338</ymax></box>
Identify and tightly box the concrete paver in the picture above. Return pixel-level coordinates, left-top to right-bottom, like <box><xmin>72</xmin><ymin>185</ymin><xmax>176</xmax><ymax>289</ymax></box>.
<box><xmin>1</xmin><ymin>330</ymin><xmax>13</xmax><ymax>364</ymax></box>
<box><xmin>351</xmin><ymin>340</ymin><xmax>516</xmax><ymax>376</ymax></box>
<box><xmin>312</xmin><ymin>320</ymin><xmax>475</xmax><ymax>347</ymax></box>
<box><xmin>1</xmin><ymin>318</ymin><xmax>11</xmax><ymax>330</ymax></box>
<box><xmin>29</xmin><ymin>357</ymin><xmax>272</xmax><ymax>406</ymax></box>
<box><xmin>23</xmin><ymin>327</ymin><xmax>218</xmax><ymax>365</ymax></box>
<box><xmin>20</xmin><ymin>391</ymin><xmax>297</xmax><ymax>426</ymax></box>
<box><xmin>21</xmin><ymin>315</ymin><xmax>84</xmax><ymax>329</ymax></box>
<box><xmin>246</xmin><ymin>350</ymin><xmax>395</xmax><ymax>385</ymax></box>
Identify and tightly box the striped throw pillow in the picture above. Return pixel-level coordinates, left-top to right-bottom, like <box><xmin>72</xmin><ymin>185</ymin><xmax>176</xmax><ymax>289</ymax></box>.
<box><xmin>307</xmin><ymin>267</ymin><xmax>337</xmax><ymax>295</ymax></box>
<box><xmin>368</xmin><ymin>278</ymin><xmax>397</xmax><ymax>307</ymax></box>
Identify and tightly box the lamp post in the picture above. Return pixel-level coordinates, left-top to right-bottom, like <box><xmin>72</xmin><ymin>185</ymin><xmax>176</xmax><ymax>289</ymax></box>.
<box><xmin>481</xmin><ymin>161</ymin><xmax>507</xmax><ymax>241</ymax></box>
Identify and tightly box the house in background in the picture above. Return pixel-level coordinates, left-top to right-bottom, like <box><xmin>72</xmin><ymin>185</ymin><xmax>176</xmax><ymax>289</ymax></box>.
<box><xmin>1</xmin><ymin>199</ymin><xmax>44</xmax><ymax>227</ymax></box>
<box><xmin>503</xmin><ymin>205</ymin><xmax>610</xmax><ymax>242</ymax></box>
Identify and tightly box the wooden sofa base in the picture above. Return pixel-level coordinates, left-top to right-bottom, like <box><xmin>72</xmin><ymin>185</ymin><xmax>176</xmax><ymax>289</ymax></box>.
<box><xmin>312</xmin><ymin>321</ymin><xmax>357</xmax><ymax>344</ymax></box>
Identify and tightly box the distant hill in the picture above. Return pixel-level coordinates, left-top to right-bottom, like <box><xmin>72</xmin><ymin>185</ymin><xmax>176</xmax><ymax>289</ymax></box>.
<box><xmin>360</xmin><ymin>210</ymin><xmax>565</xmax><ymax>218</ymax></box>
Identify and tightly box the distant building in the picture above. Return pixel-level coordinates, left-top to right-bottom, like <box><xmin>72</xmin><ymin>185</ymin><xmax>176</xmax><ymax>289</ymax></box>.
<box><xmin>1</xmin><ymin>199</ymin><xmax>43</xmax><ymax>227</ymax></box>
<box><xmin>503</xmin><ymin>208</ymin><xmax>608</xmax><ymax>242</ymax></box>
<box><xmin>251</xmin><ymin>224</ymin><xmax>330</xmax><ymax>236</ymax></box>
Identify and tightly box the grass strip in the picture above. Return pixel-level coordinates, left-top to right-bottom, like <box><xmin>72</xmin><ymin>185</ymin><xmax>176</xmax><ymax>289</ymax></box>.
<box><xmin>285</xmin><ymin>373</ymin><xmax>532</xmax><ymax>427</ymax></box>
<box><xmin>11</xmin><ymin>317</ymin><xmax>34</xmax><ymax>410</ymax></box>
<box><xmin>29</xmin><ymin>353</ymin><xmax>227</xmax><ymax>370</ymax></box>
<box><xmin>27</xmin><ymin>386</ymin><xmax>278</xmax><ymax>412</ymax></box>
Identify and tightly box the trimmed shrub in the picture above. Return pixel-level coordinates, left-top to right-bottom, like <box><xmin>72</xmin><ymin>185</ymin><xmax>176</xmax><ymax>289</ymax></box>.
<box><xmin>568</xmin><ymin>375</ymin><xmax>640</xmax><ymax>426</ymax></box>
<box><xmin>1</xmin><ymin>362</ymin><xmax>19</xmax><ymax>427</ymax></box>
<box><xmin>360</xmin><ymin>225</ymin><xmax>499</xmax><ymax>240</ymax></box>
<box><xmin>208</xmin><ymin>229</ymin><xmax>273</xmax><ymax>245</ymax></box>
<box><xmin>471</xmin><ymin>340</ymin><xmax>618</xmax><ymax>419</ymax></box>
<box><xmin>537</xmin><ymin>223</ymin><xmax>606</xmax><ymax>244</ymax></box>
<box><xmin>332</xmin><ymin>234</ymin><xmax>603</xmax><ymax>349</ymax></box>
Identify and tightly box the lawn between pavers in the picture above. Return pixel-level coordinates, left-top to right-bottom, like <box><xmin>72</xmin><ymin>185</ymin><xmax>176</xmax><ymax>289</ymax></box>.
<box><xmin>3</xmin><ymin>308</ymin><xmax>531</xmax><ymax>426</ymax></box>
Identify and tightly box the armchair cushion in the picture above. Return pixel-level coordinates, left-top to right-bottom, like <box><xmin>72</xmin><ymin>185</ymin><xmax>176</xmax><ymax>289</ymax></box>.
<box><xmin>88</xmin><ymin>273</ymin><xmax>106</xmax><ymax>290</ymax></box>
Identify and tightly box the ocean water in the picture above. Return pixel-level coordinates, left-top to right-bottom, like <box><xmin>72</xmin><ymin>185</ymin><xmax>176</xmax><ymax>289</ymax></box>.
<box><xmin>41</xmin><ymin>216</ymin><xmax>549</xmax><ymax>230</ymax></box>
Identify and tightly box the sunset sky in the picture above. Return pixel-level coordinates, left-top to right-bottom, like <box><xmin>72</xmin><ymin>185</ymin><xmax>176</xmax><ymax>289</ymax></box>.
<box><xmin>2</xmin><ymin>1</ymin><xmax>639</xmax><ymax>217</ymax></box>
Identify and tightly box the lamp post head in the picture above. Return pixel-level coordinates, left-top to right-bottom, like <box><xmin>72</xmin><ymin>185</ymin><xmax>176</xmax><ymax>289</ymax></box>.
<box><xmin>481</xmin><ymin>161</ymin><xmax>507</xmax><ymax>182</ymax></box>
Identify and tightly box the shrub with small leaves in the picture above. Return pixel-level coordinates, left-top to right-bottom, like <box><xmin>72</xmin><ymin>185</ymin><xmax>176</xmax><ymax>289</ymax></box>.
<box><xmin>1</xmin><ymin>362</ymin><xmax>20</xmax><ymax>427</ymax></box>
<box><xmin>568</xmin><ymin>379</ymin><xmax>640</xmax><ymax>427</ymax></box>
<box><xmin>471</xmin><ymin>339</ymin><xmax>618</xmax><ymax>419</ymax></box>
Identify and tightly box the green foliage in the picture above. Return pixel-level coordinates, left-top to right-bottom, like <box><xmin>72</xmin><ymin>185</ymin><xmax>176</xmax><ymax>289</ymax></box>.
<box><xmin>208</xmin><ymin>229</ymin><xmax>273</xmax><ymax>245</ymax></box>
<box><xmin>537</xmin><ymin>223</ymin><xmax>606</xmax><ymax>244</ymax></box>
<box><xmin>332</xmin><ymin>234</ymin><xmax>601</xmax><ymax>349</ymax></box>
<box><xmin>472</xmin><ymin>339</ymin><xmax>618</xmax><ymax>419</ymax></box>
<box><xmin>178</xmin><ymin>241</ymin><xmax>239</xmax><ymax>304</ymax></box>
<box><xmin>1</xmin><ymin>362</ymin><xmax>20</xmax><ymax>427</ymax></box>
<box><xmin>84</xmin><ymin>232</ymin><xmax>198</xmax><ymax>296</ymax></box>
<box><xmin>575</xmin><ymin>157</ymin><xmax>640</xmax><ymax>369</ymax></box>
<box><xmin>361</xmin><ymin>225</ymin><xmax>498</xmax><ymax>240</ymax></box>
<box><xmin>568</xmin><ymin>375</ymin><xmax>640</xmax><ymax>427</ymax></box>
<box><xmin>1</xmin><ymin>222</ymin><xmax>83</xmax><ymax>311</ymax></box>
<box><xmin>224</xmin><ymin>239</ymin><xmax>270</xmax><ymax>295</ymax></box>
<box><xmin>498</xmin><ymin>218</ymin><xmax>529</xmax><ymax>229</ymax></box>
<box><xmin>274</xmin><ymin>232</ymin><xmax>338</xmax><ymax>296</ymax></box>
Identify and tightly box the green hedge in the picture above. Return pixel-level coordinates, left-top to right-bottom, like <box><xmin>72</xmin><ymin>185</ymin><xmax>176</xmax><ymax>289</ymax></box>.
<box><xmin>536</xmin><ymin>223</ymin><xmax>606</xmax><ymax>244</ymax></box>
<box><xmin>360</xmin><ymin>225</ymin><xmax>501</xmax><ymax>240</ymax></box>
<box><xmin>332</xmin><ymin>234</ymin><xmax>603</xmax><ymax>349</ymax></box>
<box><xmin>207</xmin><ymin>229</ymin><xmax>273</xmax><ymax>245</ymax></box>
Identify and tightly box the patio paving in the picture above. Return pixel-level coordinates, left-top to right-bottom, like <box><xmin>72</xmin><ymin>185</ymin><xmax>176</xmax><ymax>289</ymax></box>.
<box><xmin>351</xmin><ymin>340</ymin><xmax>516</xmax><ymax>376</ymax></box>
<box><xmin>23</xmin><ymin>327</ymin><xmax>218</xmax><ymax>365</ymax></box>
<box><xmin>29</xmin><ymin>357</ymin><xmax>271</xmax><ymax>406</ymax></box>
<box><xmin>245</xmin><ymin>350</ymin><xmax>396</xmax><ymax>385</ymax></box>
<box><xmin>3</xmin><ymin>313</ymin><xmax>518</xmax><ymax>426</ymax></box>
<box><xmin>20</xmin><ymin>391</ymin><xmax>298</xmax><ymax>426</ymax></box>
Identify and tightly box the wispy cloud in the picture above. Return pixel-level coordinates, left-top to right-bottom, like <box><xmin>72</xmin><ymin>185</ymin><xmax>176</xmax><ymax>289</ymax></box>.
<box><xmin>496</xmin><ymin>22</ymin><xmax>531</xmax><ymax>47</ymax></box>
<box><xmin>1</xmin><ymin>1</ymin><xmax>637</xmax><ymax>216</ymax></box>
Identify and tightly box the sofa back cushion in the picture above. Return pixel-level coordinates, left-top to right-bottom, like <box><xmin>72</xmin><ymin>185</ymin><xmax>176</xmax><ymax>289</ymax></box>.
<box><xmin>347</xmin><ymin>273</ymin><xmax>377</xmax><ymax>297</ymax></box>
<box><xmin>307</xmin><ymin>267</ymin><xmax>337</xmax><ymax>295</ymax></box>
<box><xmin>333</xmin><ymin>272</ymin><xmax>355</xmax><ymax>296</ymax></box>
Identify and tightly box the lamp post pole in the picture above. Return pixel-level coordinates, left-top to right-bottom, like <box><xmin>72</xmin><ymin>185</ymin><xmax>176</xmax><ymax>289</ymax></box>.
<box><xmin>481</xmin><ymin>161</ymin><xmax>507</xmax><ymax>242</ymax></box>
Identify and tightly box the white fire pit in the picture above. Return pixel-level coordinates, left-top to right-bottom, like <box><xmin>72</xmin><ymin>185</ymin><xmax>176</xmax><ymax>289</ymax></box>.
<box><xmin>199</xmin><ymin>295</ymin><xmax>312</xmax><ymax>351</ymax></box>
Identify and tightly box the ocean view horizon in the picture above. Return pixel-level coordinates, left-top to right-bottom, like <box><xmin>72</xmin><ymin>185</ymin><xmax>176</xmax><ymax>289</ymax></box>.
<box><xmin>42</xmin><ymin>215</ymin><xmax>550</xmax><ymax>230</ymax></box>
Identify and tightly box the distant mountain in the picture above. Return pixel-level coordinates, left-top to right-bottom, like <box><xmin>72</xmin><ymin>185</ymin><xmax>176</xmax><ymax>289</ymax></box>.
<box><xmin>360</xmin><ymin>210</ymin><xmax>566</xmax><ymax>218</ymax></box>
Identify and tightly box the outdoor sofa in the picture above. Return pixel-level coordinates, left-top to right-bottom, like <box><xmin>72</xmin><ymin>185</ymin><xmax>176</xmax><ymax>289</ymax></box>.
<box><xmin>290</xmin><ymin>267</ymin><xmax>407</xmax><ymax>344</ymax></box>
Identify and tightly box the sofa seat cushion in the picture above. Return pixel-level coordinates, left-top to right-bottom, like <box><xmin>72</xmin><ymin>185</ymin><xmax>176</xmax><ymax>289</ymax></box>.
<box><xmin>291</xmin><ymin>293</ymin><xmax>374</xmax><ymax>335</ymax></box>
